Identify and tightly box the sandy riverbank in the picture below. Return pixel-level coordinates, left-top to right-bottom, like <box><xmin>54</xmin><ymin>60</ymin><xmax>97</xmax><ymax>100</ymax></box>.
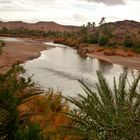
<box><xmin>87</xmin><ymin>52</ymin><xmax>140</xmax><ymax>71</ymax></box>
<box><xmin>1</xmin><ymin>37</ymin><xmax>140</xmax><ymax>73</ymax></box>
<box><xmin>0</xmin><ymin>38</ymin><xmax>47</xmax><ymax>73</ymax></box>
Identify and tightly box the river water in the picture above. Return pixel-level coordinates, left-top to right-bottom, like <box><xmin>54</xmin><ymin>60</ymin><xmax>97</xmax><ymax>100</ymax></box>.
<box><xmin>0</xmin><ymin>37</ymin><xmax>22</xmax><ymax>42</ymax></box>
<box><xmin>0</xmin><ymin>36</ymin><xmax>138</xmax><ymax>97</ymax></box>
<box><xmin>23</xmin><ymin>42</ymin><xmax>138</xmax><ymax>97</ymax></box>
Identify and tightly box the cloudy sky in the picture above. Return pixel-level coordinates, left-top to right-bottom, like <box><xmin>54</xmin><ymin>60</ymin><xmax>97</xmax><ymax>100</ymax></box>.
<box><xmin>0</xmin><ymin>0</ymin><xmax>139</xmax><ymax>25</ymax></box>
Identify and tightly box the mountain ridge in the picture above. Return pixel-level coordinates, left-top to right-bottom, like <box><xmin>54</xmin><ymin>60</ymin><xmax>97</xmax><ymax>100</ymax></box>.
<box><xmin>0</xmin><ymin>21</ymin><xmax>80</xmax><ymax>32</ymax></box>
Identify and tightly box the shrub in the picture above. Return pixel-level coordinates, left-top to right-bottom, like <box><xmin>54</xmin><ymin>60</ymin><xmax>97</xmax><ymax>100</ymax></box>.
<box><xmin>102</xmin><ymin>25</ymin><xmax>113</xmax><ymax>38</ymax></box>
<box><xmin>132</xmin><ymin>41</ymin><xmax>140</xmax><ymax>54</ymax></box>
<box><xmin>86</xmin><ymin>34</ymin><xmax>98</xmax><ymax>44</ymax></box>
<box><xmin>0</xmin><ymin>63</ymin><xmax>44</xmax><ymax>140</ymax></box>
<box><xmin>15</xmin><ymin>123</ymin><xmax>44</xmax><ymax>140</ymax></box>
<box><xmin>66</xmin><ymin>72</ymin><xmax>140</xmax><ymax>139</ymax></box>
<box><xmin>98</xmin><ymin>35</ymin><xmax>109</xmax><ymax>46</ymax></box>
<box><xmin>107</xmin><ymin>41</ymin><xmax>117</xmax><ymax>48</ymax></box>
<box><xmin>124</xmin><ymin>36</ymin><xmax>134</xmax><ymax>48</ymax></box>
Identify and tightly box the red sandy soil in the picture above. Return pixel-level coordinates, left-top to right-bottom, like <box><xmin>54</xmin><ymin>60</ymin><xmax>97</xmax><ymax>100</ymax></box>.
<box><xmin>0</xmin><ymin>38</ymin><xmax>47</xmax><ymax>73</ymax></box>
<box><xmin>88</xmin><ymin>52</ymin><xmax>140</xmax><ymax>71</ymax></box>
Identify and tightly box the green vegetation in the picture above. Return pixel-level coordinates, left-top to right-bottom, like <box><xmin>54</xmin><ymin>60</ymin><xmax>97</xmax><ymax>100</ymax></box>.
<box><xmin>98</xmin><ymin>35</ymin><xmax>109</xmax><ymax>46</ymax></box>
<box><xmin>133</xmin><ymin>41</ymin><xmax>140</xmax><ymax>53</ymax></box>
<box><xmin>66</xmin><ymin>72</ymin><xmax>140</xmax><ymax>139</ymax></box>
<box><xmin>124</xmin><ymin>35</ymin><xmax>134</xmax><ymax>48</ymax></box>
<box><xmin>1</xmin><ymin>18</ymin><xmax>140</xmax><ymax>54</ymax></box>
<box><xmin>0</xmin><ymin>63</ymin><xmax>74</xmax><ymax>140</ymax></box>
<box><xmin>1</xmin><ymin>62</ymin><xmax>140</xmax><ymax>139</ymax></box>
<box><xmin>0</xmin><ymin>63</ymin><xmax>44</xmax><ymax>140</ymax></box>
<box><xmin>0</xmin><ymin>27</ymin><xmax>73</xmax><ymax>39</ymax></box>
<box><xmin>1</xmin><ymin>19</ymin><xmax>140</xmax><ymax>139</ymax></box>
<box><xmin>54</xmin><ymin>18</ymin><xmax>140</xmax><ymax>55</ymax></box>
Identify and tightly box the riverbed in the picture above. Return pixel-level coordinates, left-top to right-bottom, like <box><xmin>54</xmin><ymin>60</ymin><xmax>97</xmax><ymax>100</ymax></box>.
<box><xmin>0</xmin><ymin>37</ymin><xmax>138</xmax><ymax>97</ymax></box>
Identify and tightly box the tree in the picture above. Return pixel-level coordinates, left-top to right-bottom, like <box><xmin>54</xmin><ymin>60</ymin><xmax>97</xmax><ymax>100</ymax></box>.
<box><xmin>80</xmin><ymin>24</ymin><xmax>87</xmax><ymax>34</ymax></box>
<box><xmin>87</xmin><ymin>22</ymin><xmax>91</xmax><ymax>28</ymax></box>
<box><xmin>124</xmin><ymin>35</ymin><xmax>134</xmax><ymax>48</ymax></box>
<box><xmin>92</xmin><ymin>22</ymin><xmax>96</xmax><ymax>28</ymax></box>
<box><xmin>98</xmin><ymin>35</ymin><xmax>109</xmax><ymax>46</ymax></box>
<box><xmin>0</xmin><ymin>63</ymin><xmax>44</xmax><ymax>140</ymax></box>
<box><xmin>99</xmin><ymin>17</ymin><xmax>106</xmax><ymax>26</ymax></box>
<box><xmin>66</xmin><ymin>71</ymin><xmax>140</xmax><ymax>139</ymax></box>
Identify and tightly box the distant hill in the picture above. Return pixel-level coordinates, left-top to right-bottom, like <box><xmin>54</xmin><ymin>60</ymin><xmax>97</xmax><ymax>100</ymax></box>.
<box><xmin>0</xmin><ymin>21</ymin><xmax>80</xmax><ymax>32</ymax></box>
<box><xmin>97</xmin><ymin>20</ymin><xmax>140</xmax><ymax>42</ymax></box>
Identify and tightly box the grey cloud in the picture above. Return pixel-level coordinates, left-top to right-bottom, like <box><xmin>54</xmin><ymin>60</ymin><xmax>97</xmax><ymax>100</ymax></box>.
<box><xmin>73</xmin><ymin>14</ymin><xmax>88</xmax><ymax>22</ymax></box>
<box><xmin>0</xmin><ymin>0</ymin><xmax>12</xmax><ymax>4</ymax></box>
<box><xmin>0</xmin><ymin>0</ymin><xmax>37</xmax><ymax>12</ymax></box>
<box><xmin>85</xmin><ymin>0</ymin><xmax>126</xmax><ymax>5</ymax></box>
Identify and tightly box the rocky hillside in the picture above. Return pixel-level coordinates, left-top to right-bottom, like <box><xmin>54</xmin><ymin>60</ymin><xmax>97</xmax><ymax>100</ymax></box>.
<box><xmin>97</xmin><ymin>20</ymin><xmax>140</xmax><ymax>43</ymax></box>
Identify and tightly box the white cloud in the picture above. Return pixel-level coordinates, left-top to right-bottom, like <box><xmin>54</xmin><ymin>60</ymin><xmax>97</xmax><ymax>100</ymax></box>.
<box><xmin>0</xmin><ymin>0</ymin><xmax>139</xmax><ymax>25</ymax></box>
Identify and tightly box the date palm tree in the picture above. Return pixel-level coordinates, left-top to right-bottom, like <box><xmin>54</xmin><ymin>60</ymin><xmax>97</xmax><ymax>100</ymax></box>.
<box><xmin>66</xmin><ymin>71</ymin><xmax>140</xmax><ymax>139</ymax></box>
<box><xmin>0</xmin><ymin>63</ymin><xmax>44</xmax><ymax>140</ymax></box>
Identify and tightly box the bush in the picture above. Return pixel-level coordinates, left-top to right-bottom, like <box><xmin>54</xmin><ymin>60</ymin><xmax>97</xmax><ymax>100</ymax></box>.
<box><xmin>0</xmin><ymin>63</ymin><xmax>71</xmax><ymax>140</ymax></box>
<box><xmin>132</xmin><ymin>41</ymin><xmax>140</xmax><ymax>54</ymax></box>
<box><xmin>15</xmin><ymin>123</ymin><xmax>44</xmax><ymax>140</ymax></box>
<box><xmin>66</xmin><ymin>72</ymin><xmax>140</xmax><ymax>139</ymax></box>
<box><xmin>0</xmin><ymin>63</ymin><xmax>44</xmax><ymax>140</ymax></box>
<box><xmin>86</xmin><ymin>34</ymin><xmax>98</xmax><ymax>44</ymax></box>
<box><xmin>98</xmin><ymin>35</ymin><xmax>109</xmax><ymax>46</ymax></box>
<box><xmin>124</xmin><ymin>36</ymin><xmax>134</xmax><ymax>48</ymax></box>
<box><xmin>107</xmin><ymin>41</ymin><xmax>117</xmax><ymax>48</ymax></box>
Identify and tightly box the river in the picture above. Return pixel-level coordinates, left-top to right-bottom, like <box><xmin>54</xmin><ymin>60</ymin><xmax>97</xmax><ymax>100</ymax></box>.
<box><xmin>24</xmin><ymin>42</ymin><xmax>138</xmax><ymax>97</ymax></box>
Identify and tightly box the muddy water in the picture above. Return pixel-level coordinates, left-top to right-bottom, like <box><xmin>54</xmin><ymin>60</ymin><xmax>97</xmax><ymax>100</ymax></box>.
<box><xmin>24</xmin><ymin>42</ymin><xmax>138</xmax><ymax>97</ymax></box>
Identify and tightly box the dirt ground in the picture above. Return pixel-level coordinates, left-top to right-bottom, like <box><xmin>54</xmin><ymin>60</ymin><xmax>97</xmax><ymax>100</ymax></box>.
<box><xmin>0</xmin><ymin>38</ymin><xmax>46</xmax><ymax>73</ymax></box>
<box><xmin>1</xmin><ymin>37</ymin><xmax>140</xmax><ymax>73</ymax></box>
<box><xmin>88</xmin><ymin>52</ymin><xmax>140</xmax><ymax>71</ymax></box>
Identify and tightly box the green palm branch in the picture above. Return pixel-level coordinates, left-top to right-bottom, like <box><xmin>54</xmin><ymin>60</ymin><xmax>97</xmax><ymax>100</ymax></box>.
<box><xmin>65</xmin><ymin>71</ymin><xmax>140</xmax><ymax>140</ymax></box>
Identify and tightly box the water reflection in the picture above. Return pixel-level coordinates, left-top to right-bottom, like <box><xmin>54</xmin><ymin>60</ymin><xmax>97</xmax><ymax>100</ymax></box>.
<box><xmin>0</xmin><ymin>37</ymin><xmax>21</xmax><ymax>42</ymax></box>
<box><xmin>97</xmin><ymin>59</ymin><xmax>113</xmax><ymax>74</ymax></box>
<box><xmin>24</xmin><ymin>42</ymin><xmax>138</xmax><ymax>97</ymax></box>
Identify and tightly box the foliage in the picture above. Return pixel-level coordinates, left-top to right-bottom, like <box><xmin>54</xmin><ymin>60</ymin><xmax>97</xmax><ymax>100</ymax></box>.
<box><xmin>15</xmin><ymin>123</ymin><xmax>44</xmax><ymax>140</ymax></box>
<box><xmin>0</xmin><ymin>63</ymin><xmax>44</xmax><ymax>140</ymax></box>
<box><xmin>124</xmin><ymin>36</ymin><xmax>134</xmax><ymax>48</ymax></box>
<box><xmin>0</xmin><ymin>27</ymin><xmax>73</xmax><ymax>39</ymax></box>
<box><xmin>80</xmin><ymin>25</ymin><xmax>87</xmax><ymax>34</ymax></box>
<box><xmin>0</xmin><ymin>63</ymin><xmax>73</xmax><ymax>140</ymax></box>
<box><xmin>99</xmin><ymin>17</ymin><xmax>106</xmax><ymax>26</ymax></box>
<box><xmin>66</xmin><ymin>71</ymin><xmax>140</xmax><ymax>140</ymax></box>
<box><xmin>107</xmin><ymin>41</ymin><xmax>117</xmax><ymax>48</ymax></box>
<box><xmin>132</xmin><ymin>41</ymin><xmax>140</xmax><ymax>53</ymax></box>
<box><xmin>98</xmin><ymin>35</ymin><xmax>109</xmax><ymax>46</ymax></box>
<box><xmin>102</xmin><ymin>25</ymin><xmax>113</xmax><ymax>38</ymax></box>
<box><xmin>82</xmin><ymin>33</ymin><xmax>99</xmax><ymax>44</ymax></box>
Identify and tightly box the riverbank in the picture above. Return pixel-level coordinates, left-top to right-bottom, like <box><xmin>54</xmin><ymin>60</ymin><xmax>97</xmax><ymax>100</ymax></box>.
<box><xmin>53</xmin><ymin>38</ymin><xmax>140</xmax><ymax>71</ymax></box>
<box><xmin>1</xmin><ymin>36</ymin><xmax>140</xmax><ymax>73</ymax></box>
<box><xmin>0</xmin><ymin>37</ymin><xmax>47</xmax><ymax>73</ymax></box>
<box><xmin>87</xmin><ymin>52</ymin><xmax>140</xmax><ymax>71</ymax></box>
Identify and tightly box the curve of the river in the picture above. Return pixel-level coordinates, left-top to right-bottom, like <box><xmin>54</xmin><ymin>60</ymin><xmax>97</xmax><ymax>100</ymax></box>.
<box><xmin>24</xmin><ymin>42</ymin><xmax>138</xmax><ymax>97</ymax></box>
